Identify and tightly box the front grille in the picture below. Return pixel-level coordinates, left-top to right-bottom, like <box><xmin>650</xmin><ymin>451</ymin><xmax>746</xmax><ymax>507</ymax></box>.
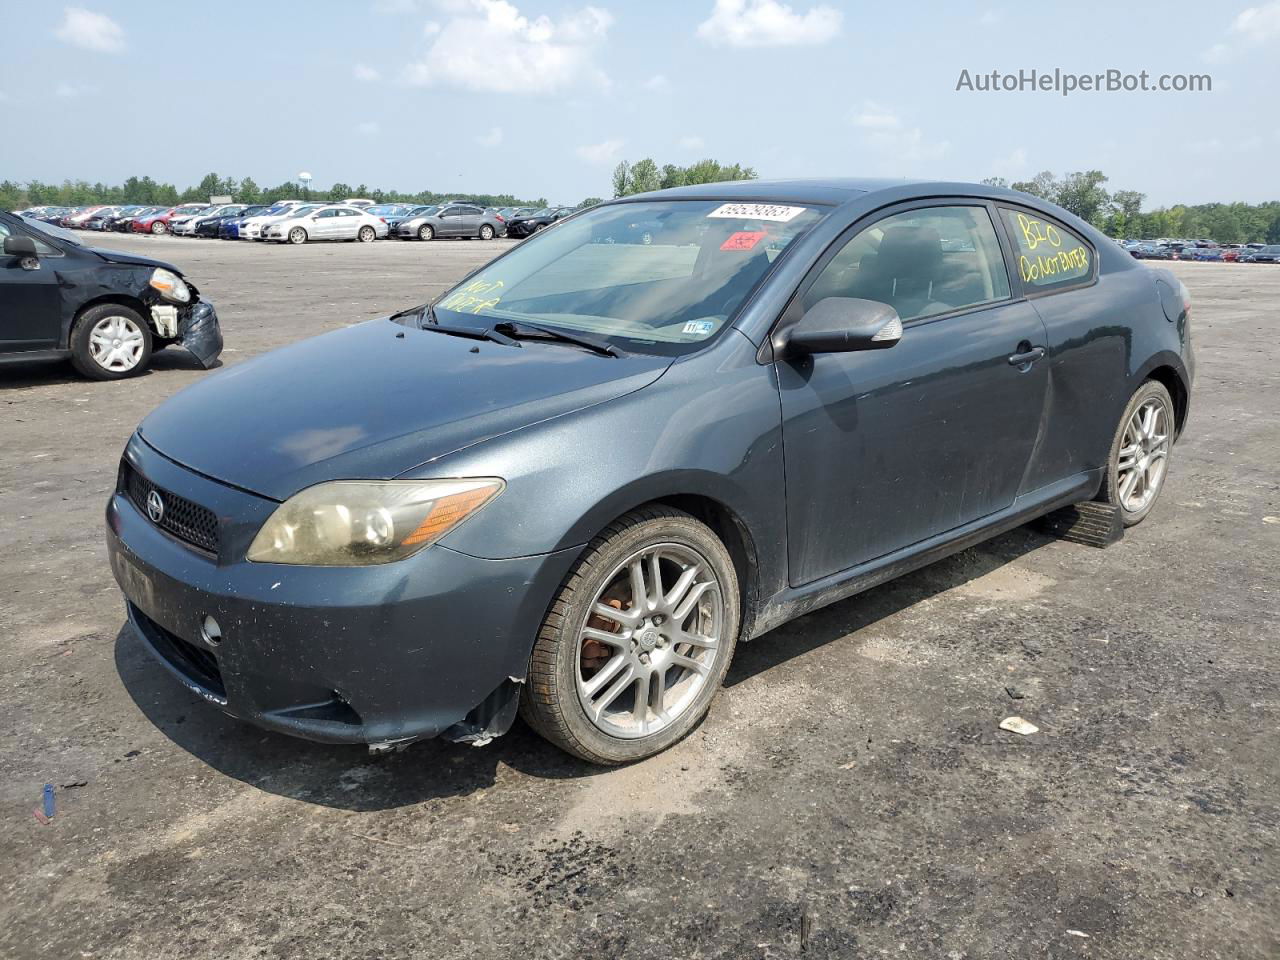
<box><xmin>132</xmin><ymin>605</ymin><xmax>227</xmax><ymax>700</ymax></box>
<box><xmin>123</xmin><ymin>462</ymin><xmax>220</xmax><ymax>555</ymax></box>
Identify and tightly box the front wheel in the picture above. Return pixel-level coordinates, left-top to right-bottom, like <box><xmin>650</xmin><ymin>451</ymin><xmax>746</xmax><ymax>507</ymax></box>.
<box><xmin>479</xmin><ymin>224</ymin><xmax>495</xmax><ymax>240</ymax></box>
<box><xmin>150</xmin><ymin>221</ymin><xmax>167</xmax><ymax>235</ymax></box>
<box><xmin>1097</xmin><ymin>380</ymin><xmax>1175</xmax><ymax>526</ymax></box>
<box><xmin>358</xmin><ymin>225</ymin><xmax>375</xmax><ymax>242</ymax></box>
<box><xmin>288</xmin><ymin>227</ymin><xmax>307</xmax><ymax>244</ymax></box>
<box><xmin>418</xmin><ymin>224</ymin><xmax>434</xmax><ymax>241</ymax></box>
<box><xmin>70</xmin><ymin>304</ymin><xmax>153</xmax><ymax>380</ymax></box>
<box><xmin>520</xmin><ymin>507</ymin><xmax>740</xmax><ymax>764</ymax></box>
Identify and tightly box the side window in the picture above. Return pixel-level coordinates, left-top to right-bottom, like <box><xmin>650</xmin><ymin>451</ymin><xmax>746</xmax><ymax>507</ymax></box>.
<box><xmin>803</xmin><ymin>205</ymin><xmax>1011</xmax><ymax>322</ymax></box>
<box><xmin>0</xmin><ymin>221</ymin><xmax>59</xmax><ymax>256</ymax></box>
<box><xmin>999</xmin><ymin>207</ymin><xmax>1092</xmax><ymax>291</ymax></box>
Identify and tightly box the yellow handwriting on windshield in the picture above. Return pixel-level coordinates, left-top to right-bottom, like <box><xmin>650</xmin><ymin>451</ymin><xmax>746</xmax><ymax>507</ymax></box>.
<box><xmin>441</xmin><ymin>279</ymin><xmax>504</xmax><ymax>314</ymax></box>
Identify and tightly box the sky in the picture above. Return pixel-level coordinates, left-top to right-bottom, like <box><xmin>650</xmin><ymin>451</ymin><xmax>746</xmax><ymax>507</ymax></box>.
<box><xmin>2</xmin><ymin>0</ymin><xmax>1278</xmax><ymax>207</ymax></box>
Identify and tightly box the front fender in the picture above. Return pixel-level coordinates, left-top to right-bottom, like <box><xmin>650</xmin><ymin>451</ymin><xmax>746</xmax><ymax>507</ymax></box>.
<box><xmin>425</xmin><ymin>333</ymin><xmax>790</xmax><ymax>600</ymax></box>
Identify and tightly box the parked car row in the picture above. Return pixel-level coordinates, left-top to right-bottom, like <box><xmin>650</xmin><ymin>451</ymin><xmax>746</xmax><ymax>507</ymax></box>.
<box><xmin>1120</xmin><ymin>238</ymin><xmax>1279</xmax><ymax>263</ymax></box>
<box><xmin>15</xmin><ymin>200</ymin><xmax>576</xmax><ymax>245</ymax></box>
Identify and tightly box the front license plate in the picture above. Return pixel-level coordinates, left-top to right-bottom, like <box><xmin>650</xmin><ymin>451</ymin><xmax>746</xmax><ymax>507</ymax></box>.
<box><xmin>112</xmin><ymin>548</ymin><xmax>157</xmax><ymax>613</ymax></box>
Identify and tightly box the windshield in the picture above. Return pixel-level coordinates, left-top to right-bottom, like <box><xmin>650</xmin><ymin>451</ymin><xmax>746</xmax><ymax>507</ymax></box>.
<box><xmin>18</xmin><ymin>215</ymin><xmax>81</xmax><ymax>246</ymax></box>
<box><xmin>410</xmin><ymin>205</ymin><xmax>439</xmax><ymax>217</ymax></box>
<box><xmin>434</xmin><ymin>199</ymin><xmax>826</xmax><ymax>356</ymax></box>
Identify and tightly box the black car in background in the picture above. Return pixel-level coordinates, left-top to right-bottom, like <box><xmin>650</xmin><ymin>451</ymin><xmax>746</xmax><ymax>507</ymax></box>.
<box><xmin>505</xmin><ymin>206</ymin><xmax>576</xmax><ymax>238</ymax></box>
<box><xmin>1245</xmin><ymin>244</ymin><xmax>1280</xmax><ymax>263</ymax></box>
<box><xmin>193</xmin><ymin>205</ymin><xmax>263</xmax><ymax>238</ymax></box>
<box><xmin>0</xmin><ymin>211</ymin><xmax>222</xmax><ymax>380</ymax></box>
<box><xmin>102</xmin><ymin>206</ymin><xmax>160</xmax><ymax>231</ymax></box>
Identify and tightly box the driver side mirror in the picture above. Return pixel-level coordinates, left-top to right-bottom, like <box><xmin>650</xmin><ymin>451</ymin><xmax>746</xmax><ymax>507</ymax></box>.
<box><xmin>3</xmin><ymin>236</ymin><xmax>38</xmax><ymax>259</ymax></box>
<box><xmin>779</xmin><ymin>297</ymin><xmax>902</xmax><ymax>356</ymax></box>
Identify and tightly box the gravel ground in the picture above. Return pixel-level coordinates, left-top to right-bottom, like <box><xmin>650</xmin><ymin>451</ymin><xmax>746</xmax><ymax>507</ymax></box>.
<box><xmin>1</xmin><ymin>236</ymin><xmax>1277</xmax><ymax>960</ymax></box>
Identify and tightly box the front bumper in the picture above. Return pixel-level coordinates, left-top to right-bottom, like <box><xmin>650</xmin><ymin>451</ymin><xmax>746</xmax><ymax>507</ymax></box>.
<box><xmin>105</xmin><ymin>437</ymin><xmax>578</xmax><ymax>746</ymax></box>
<box><xmin>179</xmin><ymin>301</ymin><xmax>223</xmax><ymax>368</ymax></box>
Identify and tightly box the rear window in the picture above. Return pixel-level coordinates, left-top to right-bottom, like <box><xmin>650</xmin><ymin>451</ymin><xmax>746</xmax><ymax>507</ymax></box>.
<box><xmin>1000</xmin><ymin>208</ymin><xmax>1093</xmax><ymax>291</ymax></box>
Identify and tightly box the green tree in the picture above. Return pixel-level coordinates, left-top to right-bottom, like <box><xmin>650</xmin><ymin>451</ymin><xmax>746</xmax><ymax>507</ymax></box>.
<box><xmin>578</xmin><ymin>197</ymin><xmax>604</xmax><ymax>208</ymax></box>
<box><xmin>328</xmin><ymin>182</ymin><xmax>353</xmax><ymax>200</ymax></box>
<box><xmin>238</xmin><ymin>177</ymin><xmax>260</xmax><ymax>204</ymax></box>
<box><xmin>1055</xmin><ymin>170</ymin><xmax>1110</xmax><ymax>224</ymax></box>
<box><xmin>629</xmin><ymin>158</ymin><xmax>660</xmax><ymax>194</ymax></box>
<box><xmin>611</xmin><ymin>161</ymin><xmax>632</xmax><ymax>198</ymax></box>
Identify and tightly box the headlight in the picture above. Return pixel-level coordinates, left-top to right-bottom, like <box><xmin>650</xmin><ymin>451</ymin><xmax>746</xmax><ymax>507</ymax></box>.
<box><xmin>247</xmin><ymin>478</ymin><xmax>504</xmax><ymax>566</ymax></box>
<box><xmin>149</xmin><ymin>268</ymin><xmax>191</xmax><ymax>304</ymax></box>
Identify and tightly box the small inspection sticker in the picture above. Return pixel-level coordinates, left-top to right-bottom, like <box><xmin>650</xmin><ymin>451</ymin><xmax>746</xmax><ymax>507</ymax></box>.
<box><xmin>682</xmin><ymin>320</ymin><xmax>717</xmax><ymax>336</ymax></box>
<box><xmin>707</xmin><ymin>203</ymin><xmax>806</xmax><ymax>222</ymax></box>
<box><xmin>721</xmin><ymin>230</ymin><xmax>767</xmax><ymax>251</ymax></box>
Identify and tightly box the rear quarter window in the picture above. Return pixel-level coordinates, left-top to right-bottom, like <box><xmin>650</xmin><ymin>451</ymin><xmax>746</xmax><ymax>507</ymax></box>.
<box><xmin>1000</xmin><ymin>207</ymin><xmax>1093</xmax><ymax>292</ymax></box>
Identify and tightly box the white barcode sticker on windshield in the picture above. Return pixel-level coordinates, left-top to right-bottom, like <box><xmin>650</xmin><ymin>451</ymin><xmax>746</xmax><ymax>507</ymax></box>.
<box><xmin>707</xmin><ymin>203</ymin><xmax>806</xmax><ymax>222</ymax></box>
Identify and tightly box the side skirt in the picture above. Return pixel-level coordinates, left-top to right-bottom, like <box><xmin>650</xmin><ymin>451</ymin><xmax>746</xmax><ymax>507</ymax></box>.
<box><xmin>748</xmin><ymin>469</ymin><xmax>1103</xmax><ymax>639</ymax></box>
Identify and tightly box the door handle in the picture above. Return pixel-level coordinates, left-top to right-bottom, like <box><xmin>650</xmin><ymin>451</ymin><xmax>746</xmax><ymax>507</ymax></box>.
<box><xmin>1008</xmin><ymin>345</ymin><xmax>1046</xmax><ymax>366</ymax></box>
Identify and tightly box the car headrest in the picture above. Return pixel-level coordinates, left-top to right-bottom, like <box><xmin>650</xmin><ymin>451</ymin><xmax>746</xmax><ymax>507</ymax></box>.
<box><xmin>877</xmin><ymin>226</ymin><xmax>942</xmax><ymax>279</ymax></box>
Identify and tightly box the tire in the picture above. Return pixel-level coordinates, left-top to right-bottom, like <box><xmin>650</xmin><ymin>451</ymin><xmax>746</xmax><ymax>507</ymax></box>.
<box><xmin>521</xmin><ymin>506</ymin><xmax>740</xmax><ymax>765</ymax></box>
<box><xmin>288</xmin><ymin>227</ymin><xmax>307</xmax><ymax>245</ymax></box>
<box><xmin>150</xmin><ymin>221</ymin><xmax>166</xmax><ymax>235</ymax></box>
<box><xmin>69</xmin><ymin>303</ymin><xmax>153</xmax><ymax>380</ymax></box>
<box><xmin>1097</xmin><ymin>380</ymin><xmax>1175</xmax><ymax>526</ymax></box>
<box><xmin>479</xmin><ymin>224</ymin><xmax>495</xmax><ymax>240</ymax></box>
<box><xmin>358</xmin><ymin>225</ymin><xmax>376</xmax><ymax>242</ymax></box>
<box><xmin>418</xmin><ymin>224</ymin><xmax>435</xmax><ymax>241</ymax></box>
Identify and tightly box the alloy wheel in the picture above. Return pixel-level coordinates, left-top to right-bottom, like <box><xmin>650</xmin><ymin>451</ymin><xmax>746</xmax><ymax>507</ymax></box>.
<box><xmin>575</xmin><ymin>543</ymin><xmax>725</xmax><ymax>739</ymax></box>
<box><xmin>88</xmin><ymin>315</ymin><xmax>146</xmax><ymax>373</ymax></box>
<box><xmin>1116</xmin><ymin>397</ymin><xmax>1171</xmax><ymax>513</ymax></box>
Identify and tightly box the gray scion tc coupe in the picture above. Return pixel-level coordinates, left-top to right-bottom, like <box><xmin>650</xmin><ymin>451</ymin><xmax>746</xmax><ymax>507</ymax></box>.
<box><xmin>106</xmin><ymin>178</ymin><xmax>1194</xmax><ymax>764</ymax></box>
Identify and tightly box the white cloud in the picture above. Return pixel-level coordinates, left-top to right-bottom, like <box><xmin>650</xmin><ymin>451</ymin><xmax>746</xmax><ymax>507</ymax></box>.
<box><xmin>697</xmin><ymin>0</ymin><xmax>841</xmax><ymax>48</ymax></box>
<box><xmin>476</xmin><ymin>126</ymin><xmax>504</xmax><ymax>146</ymax></box>
<box><xmin>851</xmin><ymin>101</ymin><xmax>901</xmax><ymax>130</ymax></box>
<box><xmin>374</xmin><ymin>0</ymin><xmax>419</xmax><ymax>12</ymax></box>
<box><xmin>423</xmin><ymin>19</ymin><xmax>441</xmax><ymax>35</ymax></box>
<box><xmin>356</xmin><ymin>120</ymin><xmax>381</xmax><ymax>135</ymax></box>
<box><xmin>55</xmin><ymin>82</ymin><xmax>96</xmax><ymax>98</ymax></box>
<box><xmin>851</xmin><ymin>101</ymin><xmax>948</xmax><ymax>172</ymax></box>
<box><xmin>644</xmin><ymin>73</ymin><xmax>669</xmax><ymax>91</ymax></box>
<box><xmin>353</xmin><ymin>63</ymin><xmax>380</xmax><ymax>81</ymax></box>
<box><xmin>990</xmin><ymin>145</ymin><xmax>1028</xmax><ymax>179</ymax></box>
<box><xmin>402</xmin><ymin>0</ymin><xmax>612</xmax><ymax>94</ymax></box>
<box><xmin>677</xmin><ymin>135</ymin><xmax>705</xmax><ymax>150</ymax></box>
<box><xmin>1202</xmin><ymin>2</ymin><xmax>1280</xmax><ymax>60</ymax></box>
<box><xmin>577</xmin><ymin>138</ymin><xmax>624</xmax><ymax>164</ymax></box>
<box><xmin>54</xmin><ymin>7</ymin><xmax>125</xmax><ymax>53</ymax></box>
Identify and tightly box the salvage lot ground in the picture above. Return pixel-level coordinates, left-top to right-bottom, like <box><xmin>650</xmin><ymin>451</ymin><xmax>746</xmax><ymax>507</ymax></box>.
<box><xmin>1</xmin><ymin>237</ymin><xmax>1278</xmax><ymax>959</ymax></box>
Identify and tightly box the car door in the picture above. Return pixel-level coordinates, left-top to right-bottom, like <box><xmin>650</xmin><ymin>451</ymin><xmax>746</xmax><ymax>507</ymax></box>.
<box><xmin>436</xmin><ymin>206</ymin><xmax>461</xmax><ymax>237</ymax></box>
<box><xmin>993</xmin><ymin>204</ymin><xmax>1116</xmax><ymax>491</ymax></box>
<box><xmin>458</xmin><ymin>205</ymin><xmax>484</xmax><ymax>236</ymax></box>
<box><xmin>775</xmin><ymin>201</ymin><xmax>1051</xmax><ymax>585</ymax></box>
<box><xmin>332</xmin><ymin>208</ymin><xmax>360</xmax><ymax>239</ymax></box>
<box><xmin>0</xmin><ymin>220</ymin><xmax>63</xmax><ymax>352</ymax></box>
<box><xmin>311</xmin><ymin>208</ymin><xmax>340</xmax><ymax>239</ymax></box>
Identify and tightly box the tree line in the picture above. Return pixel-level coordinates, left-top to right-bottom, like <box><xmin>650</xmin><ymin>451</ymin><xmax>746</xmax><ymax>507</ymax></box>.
<box><xmin>611</xmin><ymin>158</ymin><xmax>758</xmax><ymax>198</ymax></box>
<box><xmin>983</xmin><ymin>170</ymin><xmax>1280</xmax><ymax>244</ymax></box>
<box><xmin>0</xmin><ymin>172</ymin><xmax>549</xmax><ymax>212</ymax></box>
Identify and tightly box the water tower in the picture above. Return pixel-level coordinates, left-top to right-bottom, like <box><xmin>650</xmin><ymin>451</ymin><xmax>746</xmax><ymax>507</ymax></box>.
<box><xmin>298</xmin><ymin>171</ymin><xmax>313</xmax><ymax>199</ymax></box>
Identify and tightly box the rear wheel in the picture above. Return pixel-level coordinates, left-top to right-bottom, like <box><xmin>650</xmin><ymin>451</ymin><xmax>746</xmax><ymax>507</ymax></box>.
<box><xmin>418</xmin><ymin>224</ymin><xmax>435</xmax><ymax>241</ymax></box>
<box><xmin>1097</xmin><ymin>380</ymin><xmax>1175</xmax><ymax>525</ymax></box>
<box><xmin>70</xmin><ymin>304</ymin><xmax>152</xmax><ymax>380</ymax></box>
<box><xmin>521</xmin><ymin>507</ymin><xmax>740</xmax><ymax>764</ymax></box>
<box><xmin>479</xmin><ymin>223</ymin><xmax>495</xmax><ymax>240</ymax></box>
<box><xmin>288</xmin><ymin>227</ymin><xmax>307</xmax><ymax>244</ymax></box>
<box><xmin>358</xmin><ymin>225</ymin><xmax>376</xmax><ymax>242</ymax></box>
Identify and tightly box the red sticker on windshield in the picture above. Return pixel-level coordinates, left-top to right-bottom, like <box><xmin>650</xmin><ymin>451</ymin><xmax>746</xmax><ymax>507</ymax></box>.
<box><xmin>721</xmin><ymin>230</ymin><xmax>766</xmax><ymax>251</ymax></box>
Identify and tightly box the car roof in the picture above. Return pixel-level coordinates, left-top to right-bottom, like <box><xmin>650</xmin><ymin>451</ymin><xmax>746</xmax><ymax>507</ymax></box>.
<box><xmin>619</xmin><ymin>177</ymin><xmax>1041</xmax><ymax>209</ymax></box>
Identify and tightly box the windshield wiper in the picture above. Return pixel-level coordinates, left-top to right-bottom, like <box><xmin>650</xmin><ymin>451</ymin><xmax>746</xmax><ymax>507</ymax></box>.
<box><xmin>491</xmin><ymin>320</ymin><xmax>621</xmax><ymax>357</ymax></box>
<box><xmin>415</xmin><ymin>311</ymin><xmax>519</xmax><ymax>346</ymax></box>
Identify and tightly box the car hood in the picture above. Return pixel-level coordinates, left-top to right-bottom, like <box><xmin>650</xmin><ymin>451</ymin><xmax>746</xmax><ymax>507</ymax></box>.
<box><xmin>138</xmin><ymin>318</ymin><xmax>673</xmax><ymax>500</ymax></box>
<box><xmin>86</xmin><ymin>246</ymin><xmax>181</xmax><ymax>272</ymax></box>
